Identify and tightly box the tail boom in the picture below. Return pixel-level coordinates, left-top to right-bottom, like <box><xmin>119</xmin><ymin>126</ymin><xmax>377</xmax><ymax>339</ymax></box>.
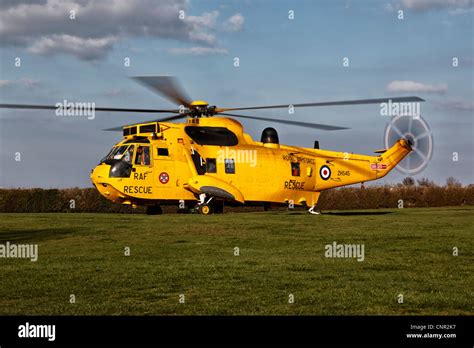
<box><xmin>314</xmin><ymin>139</ymin><xmax>412</xmax><ymax>190</ymax></box>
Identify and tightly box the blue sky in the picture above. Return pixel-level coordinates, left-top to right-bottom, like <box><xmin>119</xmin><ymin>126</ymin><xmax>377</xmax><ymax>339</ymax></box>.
<box><xmin>0</xmin><ymin>0</ymin><xmax>473</xmax><ymax>188</ymax></box>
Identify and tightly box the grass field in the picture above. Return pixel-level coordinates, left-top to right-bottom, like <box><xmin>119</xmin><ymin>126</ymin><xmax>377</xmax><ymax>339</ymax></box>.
<box><xmin>0</xmin><ymin>207</ymin><xmax>472</xmax><ymax>315</ymax></box>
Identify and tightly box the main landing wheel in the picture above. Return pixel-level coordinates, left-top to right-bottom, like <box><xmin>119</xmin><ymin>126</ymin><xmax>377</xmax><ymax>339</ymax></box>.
<box><xmin>198</xmin><ymin>204</ymin><xmax>213</xmax><ymax>215</ymax></box>
<box><xmin>146</xmin><ymin>205</ymin><xmax>163</xmax><ymax>215</ymax></box>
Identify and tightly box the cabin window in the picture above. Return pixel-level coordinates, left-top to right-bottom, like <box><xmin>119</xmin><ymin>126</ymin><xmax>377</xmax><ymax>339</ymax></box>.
<box><xmin>135</xmin><ymin>146</ymin><xmax>151</xmax><ymax>165</ymax></box>
<box><xmin>185</xmin><ymin>126</ymin><xmax>238</xmax><ymax>146</ymax></box>
<box><xmin>291</xmin><ymin>162</ymin><xmax>300</xmax><ymax>176</ymax></box>
<box><xmin>140</xmin><ymin>124</ymin><xmax>157</xmax><ymax>133</ymax></box>
<box><xmin>157</xmin><ymin>148</ymin><xmax>169</xmax><ymax>156</ymax></box>
<box><xmin>206</xmin><ymin>158</ymin><xmax>217</xmax><ymax>173</ymax></box>
<box><xmin>225</xmin><ymin>159</ymin><xmax>235</xmax><ymax>174</ymax></box>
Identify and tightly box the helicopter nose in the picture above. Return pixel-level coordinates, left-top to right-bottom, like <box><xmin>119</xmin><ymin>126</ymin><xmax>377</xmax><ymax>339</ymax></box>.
<box><xmin>90</xmin><ymin>163</ymin><xmax>108</xmax><ymax>184</ymax></box>
<box><xmin>91</xmin><ymin>164</ymin><xmax>120</xmax><ymax>201</ymax></box>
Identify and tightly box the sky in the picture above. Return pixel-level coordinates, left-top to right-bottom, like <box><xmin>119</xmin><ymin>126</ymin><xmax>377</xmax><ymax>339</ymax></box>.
<box><xmin>0</xmin><ymin>0</ymin><xmax>473</xmax><ymax>188</ymax></box>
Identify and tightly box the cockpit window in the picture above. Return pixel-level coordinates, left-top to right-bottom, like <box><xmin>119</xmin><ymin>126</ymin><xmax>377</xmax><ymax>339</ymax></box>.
<box><xmin>101</xmin><ymin>145</ymin><xmax>131</xmax><ymax>164</ymax></box>
<box><xmin>112</xmin><ymin>145</ymin><xmax>129</xmax><ymax>160</ymax></box>
<box><xmin>122</xmin><ymin>145</ymin><xmax>134</xmax><ymax>164</ymax></box>
<box><xmin>135</xmin><ymin>146</ymin><xmax>151</xmax><ymax>165</ymax></box>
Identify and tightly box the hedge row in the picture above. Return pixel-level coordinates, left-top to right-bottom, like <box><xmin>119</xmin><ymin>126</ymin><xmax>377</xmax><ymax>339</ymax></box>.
<box><xmin>317</xmin><ymin>185</ymin><xmax>474</xmax><ymax>210</ymax></box>
<box><xmin>0</xmin><ymin>185</ymin><xmax>473</xmax><ymax>213</ymax></box>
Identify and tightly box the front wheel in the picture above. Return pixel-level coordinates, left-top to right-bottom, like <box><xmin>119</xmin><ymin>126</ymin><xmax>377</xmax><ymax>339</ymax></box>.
<box><xmin>198</xmin><ymin>204</ymin><xmax>213</xmax><ymax>215</ymax></box>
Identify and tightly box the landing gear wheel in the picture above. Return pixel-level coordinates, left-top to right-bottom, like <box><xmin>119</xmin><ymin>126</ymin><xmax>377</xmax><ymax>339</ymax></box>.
<box><xmin>199</xmin><ymin>204</ymin><xmax>213</xmax><ymax>215</ymax></box>
<box><xmin>146</xmin><ymin>205</ymin><xmax>163</xmax><ymax>215</ymax></box>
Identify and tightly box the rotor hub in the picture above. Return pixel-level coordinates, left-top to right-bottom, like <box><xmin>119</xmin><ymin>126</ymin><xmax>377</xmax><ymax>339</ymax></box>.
<box><xmin>188</xmin><ymin>100</ymin><xmax>217</xmax><ymax>117</ymax></box>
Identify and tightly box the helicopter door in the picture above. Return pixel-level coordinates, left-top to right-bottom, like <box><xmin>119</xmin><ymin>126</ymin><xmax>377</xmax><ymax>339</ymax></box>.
<box><xmin>129</xmin><ymin>145</ymin><xmax>153</xmax><ymax>195</ymax></box>
<box><xmin>153</xmin><ymin>146</ymin><xmax>175</xmax><ymax>188</ymax></box>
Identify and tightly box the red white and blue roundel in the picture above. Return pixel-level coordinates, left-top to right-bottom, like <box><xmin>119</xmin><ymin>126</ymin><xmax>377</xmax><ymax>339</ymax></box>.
<box><xmin>320</xmin><ymin>165</ymin><xmax>331</xmax><ymax>180</ymax></box>
<box><xmin>159</xmin><ymin>172</ymin><xmax>169</xmax><ymax>184</ymax></box>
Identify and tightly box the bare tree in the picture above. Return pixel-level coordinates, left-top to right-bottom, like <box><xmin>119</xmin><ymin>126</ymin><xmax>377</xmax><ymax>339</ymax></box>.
<box><xmin>446</xmin><ymin>177</ymin><xmax>462</xmax><ymax>188</ymax></box>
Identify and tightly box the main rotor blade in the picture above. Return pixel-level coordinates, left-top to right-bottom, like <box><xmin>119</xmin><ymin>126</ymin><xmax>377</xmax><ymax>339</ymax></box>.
<box><xmin>0</xmin><ymin>103</ymin><xmax>178</xmax><ymax>113</ymax></box>
<box><xmin>219</xmin><ymin>112</ymin><xmax>349</xmax><ymax>131</ymax></box>
<box><xmin>132</xmin><ymin>76</ymin><xmax>193</xmax><ymax>107</ymax></box>
<box><xmin>217</xmin><ymin>96</ymin><xmax>424</xmax><ymax>112</ymax></box>
<box><xmin>103</xmin><ymin>114</ymin><xmax>188</xmax><ymax>131</ymax></box>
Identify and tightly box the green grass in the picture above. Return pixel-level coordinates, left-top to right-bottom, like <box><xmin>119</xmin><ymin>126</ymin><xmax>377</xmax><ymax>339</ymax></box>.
<box><xmin>0</xmin><ymin>207</ymin><xmax>473</xmax><ymax>315</ymax></box>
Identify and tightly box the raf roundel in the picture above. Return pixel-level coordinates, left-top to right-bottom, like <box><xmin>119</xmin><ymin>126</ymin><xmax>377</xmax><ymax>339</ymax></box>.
<box><xmin>320</xmin><ymin>165</ymin><xmax>331</xmax><ymax>180</ymax></box>
<box><xmin>159</xmin><ymin>172</ymin><xmax>169</xmax><ymax>184</ymax></box>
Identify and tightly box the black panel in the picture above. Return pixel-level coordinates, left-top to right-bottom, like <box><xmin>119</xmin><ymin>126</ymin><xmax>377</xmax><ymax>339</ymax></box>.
<box><xmin>185</xmin><ymin>126</ymin><xmax>238</xmax><ymax>146</ymax></box>
<box><xmin>130</xmin><ymin>126</ymin><xmax>137</xmax><ymax>135</ymax></box>
<box><xmin>191</xmin><ymin>150</ymin><xmax>206</xmax><ymax>175</ymax></box>
<box><xmin>124</xmin><ymin>138</ymin><xmax>150</xmax><ymax>144</ymax></box>
<box><xmin>158</xmin><ymin>148</ymin><xmax>169</xmax><ymax>156</ymax></box>
<box><xmin>109</xmin><ymin>160</ymin><xmax>132</xmax><ymax>178</ymax></box>
<box><xmin>140</xmin><ymin>124</ymin><xmax>157</xmax><ymax>133</ymax></box>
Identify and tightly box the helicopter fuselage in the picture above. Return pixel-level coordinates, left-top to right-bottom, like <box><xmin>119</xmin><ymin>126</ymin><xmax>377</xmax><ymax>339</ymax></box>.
<box><xmin>90</xmin><ymin>117</ymin><xmax>412</xmax><ymax>211</ymax></box>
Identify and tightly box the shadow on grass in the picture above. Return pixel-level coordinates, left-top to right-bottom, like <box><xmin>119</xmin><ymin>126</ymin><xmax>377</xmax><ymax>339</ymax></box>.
<box><xmin>0</xmin><ymin>228</ymin><xmax>80</xmax><ymax>243</ymax></box>
<box><xmin>264</xmin><ymin>211</ymin><xmax>394</xmax><ymax>216</ymax></box>
<box><xmin>325</xmin><ymin>211</ymin><xmax>393</xmax><ymax>216</ymax></box>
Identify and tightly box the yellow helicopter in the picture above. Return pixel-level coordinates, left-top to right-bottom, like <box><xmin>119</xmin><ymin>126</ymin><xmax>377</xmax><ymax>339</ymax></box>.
<box><xmin>0</xmin><ymin>76</ymin><xmax>432</xmax><ymax>215</ymax></box>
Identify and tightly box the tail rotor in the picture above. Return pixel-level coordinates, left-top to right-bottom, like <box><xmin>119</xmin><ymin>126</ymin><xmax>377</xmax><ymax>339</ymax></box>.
<box><xmin>384</xmin><ymin>115</ymin><xmax>433</xmax><ymax>175</ymax></box>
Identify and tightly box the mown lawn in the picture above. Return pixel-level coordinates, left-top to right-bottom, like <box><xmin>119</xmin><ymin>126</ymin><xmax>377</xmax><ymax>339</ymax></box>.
<box><xmin>0</xmin><ymin>207</ymin><xmax>472</xmax><ymax>315</ymax></box>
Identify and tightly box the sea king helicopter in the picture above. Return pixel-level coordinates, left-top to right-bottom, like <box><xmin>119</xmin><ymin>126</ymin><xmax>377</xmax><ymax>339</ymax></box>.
<box><xmin>0</xmin><ymin>76</ymin><xmax>433</xmax><ymax>215</ymax></box>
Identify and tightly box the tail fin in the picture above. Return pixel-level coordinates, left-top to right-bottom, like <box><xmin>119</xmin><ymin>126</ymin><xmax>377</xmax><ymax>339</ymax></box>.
<box><xmin>374</xmin><ymin>139</ymin><xmax>412</xmax><ymax>179</ymax></box>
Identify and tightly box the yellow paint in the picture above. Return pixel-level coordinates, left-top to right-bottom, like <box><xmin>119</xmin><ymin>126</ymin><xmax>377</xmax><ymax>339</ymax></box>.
<box><xmin>90</xmin><ymin>117</ymin><xmax>412</xmax><ymax>209</ymax></box>
<box><xmin>190</xmin><ymin>100</ymin><xmax>209</xmax><ymax>107</ymax></box>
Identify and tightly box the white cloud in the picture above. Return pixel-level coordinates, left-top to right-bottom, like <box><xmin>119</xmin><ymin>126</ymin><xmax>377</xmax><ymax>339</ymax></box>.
<box><xmin>167</xmin><ymin>47</ymin><xmax>229</xmax><ymax>55</ymax></box>
<box><xmin>0</xmin><ymin>80</ymin><xmax>13</xmax><ymax>88</ymax></box>
<box><xmin>222</xmin><ymin>13</ymin><xmax>245</xmax><ymax>32</ymax></box>
<box><xmin>0</xmin><ymin>0</ymin><xmax>229</xmax><ymax>60</ymax></box>
<box><xmin>386</xmin><ymin>80</ymin><xmax>448</xmax><ymax>94</ymax></box>
<box><xmin>28</xmin><ymin>35</ymin><xmax>118</xmax><ymax>61</ymax></box>
<box><xmin>0</xmin><ymin>78</ymin><xmax>40</xmax><ymax>88</ymax></box>
<box><xmin>435</xmin><ymin>98</ymin><xmax>474</xmax><ymax>111</ymax></box>
<box><xmin>386</xmin><ymin>0</ymin><xmax>473</xmax><ymax>12</ymax></box>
